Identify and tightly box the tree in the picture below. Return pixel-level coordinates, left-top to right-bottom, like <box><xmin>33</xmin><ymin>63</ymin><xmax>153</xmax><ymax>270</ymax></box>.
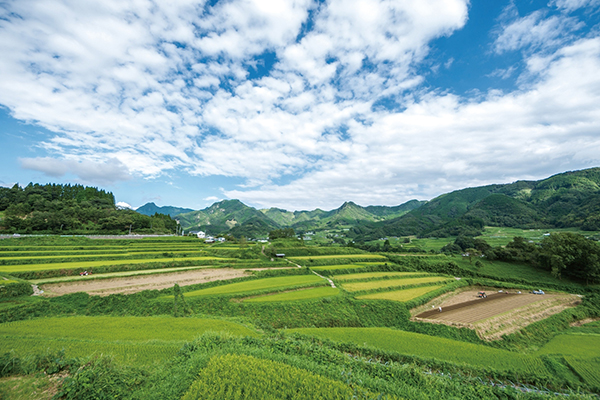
<box><xmin>268</xmin><ymin>228</ymin><xmax>296</xmax><ymax>240</ymax></box>
<box><xmin>538</xmin><ymin>232</ymin><xmax>600</xmax><ymax>284</ymax></box>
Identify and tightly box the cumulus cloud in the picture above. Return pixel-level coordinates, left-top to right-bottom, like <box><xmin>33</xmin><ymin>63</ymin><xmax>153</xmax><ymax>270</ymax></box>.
<box><xmin>19</xmin><ymin>157</ymin><xmax>131</xmax><ymax>185</ymax></box>
<box><xmin>1</xmin><ymin>0</ymin><xmax>600</xmax><ymax>210</ymax></box>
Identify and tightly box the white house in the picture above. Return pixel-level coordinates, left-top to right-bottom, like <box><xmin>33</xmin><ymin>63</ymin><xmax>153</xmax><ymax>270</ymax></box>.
<box><xmin>196</xmin><ymin>231</ymin><xmax>206</xmax><ymax>239</ymax></box>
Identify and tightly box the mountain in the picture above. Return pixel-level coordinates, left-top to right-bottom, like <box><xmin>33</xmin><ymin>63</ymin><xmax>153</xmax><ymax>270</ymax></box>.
<box><xmin>136</xmin><ymin>202</ymin><xmax>194</xmax><ymax>217</ymax></box>
<box><xmin>176</xmin><ymin>199</ymin><xmax>279</xmax><ymax>235</ymax></box>
<box><xmin>157</xmin><ymin>167</ymin><xmax>600</xmax><ymax>239</ymax></box>
<box><xmin>360</xmin><ymin>167</ymin><xmax>600</xmax><ymax>239</ymax></box>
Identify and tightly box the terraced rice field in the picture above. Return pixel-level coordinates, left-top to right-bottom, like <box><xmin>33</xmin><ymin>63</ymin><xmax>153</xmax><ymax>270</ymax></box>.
<box><xmin>40</xmin><ymin>268</ymin><xmax>253</xmax><ymax>296</ymax></box>
<box><xmin>309</xmin><ymin>264</ymin><xmax>368</xmax><ymax>271</ymax></box>
<box><xmin>341</xmin><ymin>276</ymin><xmax>450</xmax><ymax>293</ymax></box>
<box><xmin>182</xmin><ymin>275</ymin><xmax>325</xmax><ymax>297</ymax></box>
<box><xmin>244</xmin><ymin>287</ymin><xmax>340</xmax><ymax>303</ymax></box>
<box><xmin>289</xmin><ymin>255</ymin><xmax>388</xmax><ymax>261</ymax></box>
<box><xmin>0</xmin><ymin>256</ymin><xmax>232</xmax><ymax>273</ymax></box>
<box><xmin>536</xmin><ymin>334</ymin><xmax>600</xmax><ymax>359</ymax></box>
<box><xmin>417</xmin><ymin>293</ymin><xmax>558</xmax><ymax>324</ymax></box>
<box><xmin>356</xmin><ymin>285</ymin><xmax>445</xmax><ymax>302</ymax></box>
<box><xmin>0</xmin><ymin>316</ymin><xmax>258</xmax><ymax>366</ymax></box>
<box><xmin>288</xmin><ymin>327</ymin><xmax>549</xmax><ymax>375</ymax></box>
<box><xmin>333</xmin><ymin>271</ymin><xmax>429</xmax><ymax>282</ymax></box>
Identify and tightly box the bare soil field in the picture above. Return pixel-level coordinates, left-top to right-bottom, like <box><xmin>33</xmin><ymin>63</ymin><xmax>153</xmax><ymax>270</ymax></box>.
<box><xmin>40</xmin><ymin>268</ymin><xmax>258</xmax><ymax>297</ymax></box>
<box><xmin>414</xmin><ymin>289</ymin><xmax>580</xmax><ymax>340</ymax></box>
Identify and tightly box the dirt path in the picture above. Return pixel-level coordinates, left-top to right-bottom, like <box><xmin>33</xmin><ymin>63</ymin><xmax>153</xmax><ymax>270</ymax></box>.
<box><xmin>40</xmin><ymin>268</ymin><xmax>250</xmax><ymax>297</ymax></box>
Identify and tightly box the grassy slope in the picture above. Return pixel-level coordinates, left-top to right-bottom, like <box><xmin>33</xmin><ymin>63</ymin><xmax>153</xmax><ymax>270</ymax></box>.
<box><xmin>288</xmin><ymin>327</ymin><xmax>548</xmax><ymax>375</ymax></box>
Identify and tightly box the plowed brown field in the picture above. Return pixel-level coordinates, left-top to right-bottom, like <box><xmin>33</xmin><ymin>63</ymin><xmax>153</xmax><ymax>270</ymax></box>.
<box><xmin>414</xmin><ymin>289</ymin><xmax>580</xmax><ymax>340</ymax></box>
<box><xmin>418</xmin><ymin>293</ymin><xmax>548</xmax><ymax>323</ymax></box>
<box><xmin>40</xmin><ymin>268</ymin><xmax>288</xmax><ymax>296</ymax></box>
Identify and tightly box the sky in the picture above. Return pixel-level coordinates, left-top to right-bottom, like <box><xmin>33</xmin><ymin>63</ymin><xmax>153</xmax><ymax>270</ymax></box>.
<box><xmin>1</xmin><ymin>0</ymin><xmax>599</xmax><ymax>212</ymax></box>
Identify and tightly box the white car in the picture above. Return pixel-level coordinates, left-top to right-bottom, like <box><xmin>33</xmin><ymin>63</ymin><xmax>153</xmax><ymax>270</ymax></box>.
<box><xmin>532</xmin><ymin>289</ymin><xmax>545</xmax><ymax>295</ymax></box>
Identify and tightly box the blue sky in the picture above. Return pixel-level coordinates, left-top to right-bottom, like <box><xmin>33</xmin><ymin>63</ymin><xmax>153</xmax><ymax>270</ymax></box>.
<box><xmin>1</xmin><ymin>0</ymin><xmax>599</xmax><ymax>211</ymax></box>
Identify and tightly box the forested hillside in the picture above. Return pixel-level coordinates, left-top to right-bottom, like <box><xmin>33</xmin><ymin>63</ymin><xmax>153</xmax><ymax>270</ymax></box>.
<box><xmin>0</xmin><ymin>183</ymin><xmax>177</xmax><ymax>234</ymax></box>
<box><xmin>349</xmin><ymin>168</ymin><xmax>600</xmax><ymax>240</ymax></box>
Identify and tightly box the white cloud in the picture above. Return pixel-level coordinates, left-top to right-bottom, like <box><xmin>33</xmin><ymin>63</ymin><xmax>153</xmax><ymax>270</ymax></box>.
<box><xmin>116</xmin><ymin>201</ymin><xmax>133</xmax><ymax>209</ymax></box>
<box><xmin>1</xmin><ymin>0</ymin><xmax>600</xmax><ymax>211</ymax></box>
<box><xmin>494</xmin><ymin>9</ymin><xmax>583</xmax><ymax>54</ymax></box>
<box><xmin>550</xmin><ymin>0</ymin><xmax>600</xmax><ymax>11</ymax></box>
<box><xmin>227</xmin><ymin>37</ymin><xmax>600</xmax><ymax>209</ymax></box>
<box><xmin>19</xmin><ymin>157</ymin><xmax>132</xmax><ymax>185</ymax></box>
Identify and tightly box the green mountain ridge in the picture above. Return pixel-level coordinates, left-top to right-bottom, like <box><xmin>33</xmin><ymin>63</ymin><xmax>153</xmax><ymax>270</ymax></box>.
<box><xmin>136</xmin><ymin>167</ymin><xmax>600</xmax><ymax>239</ymax></box>
<box><xmin>136</xmin><ymin>202</ymin><xmax>194</xmax><ymax>217</ymax></box>
<box><xmin>351</xmin><ymin>167</ymin><xmax>600</xmax><ymax>240</ymax></box>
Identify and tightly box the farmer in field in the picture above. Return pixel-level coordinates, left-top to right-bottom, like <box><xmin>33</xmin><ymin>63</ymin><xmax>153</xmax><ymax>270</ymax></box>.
<box><xmin>438</xmin><ymin>306</ymin><xmax>442</xmax><ymax>312</ymax></box>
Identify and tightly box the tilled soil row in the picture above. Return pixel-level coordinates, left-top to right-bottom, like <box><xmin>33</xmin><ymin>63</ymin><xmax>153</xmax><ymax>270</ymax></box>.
<box><xmin>416</xmin><ymin>292</ymin><xmax>517</xmax><ymax>318</ymax></box>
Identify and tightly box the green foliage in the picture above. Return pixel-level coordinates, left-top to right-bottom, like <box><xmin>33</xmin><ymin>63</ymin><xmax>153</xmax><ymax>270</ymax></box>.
<box><xmin>268</xmin><ymin>227</ymin><xmax>297</xmax><ymax>240</ymax></box>
<box><xmin>0</xmin><ymin>276</ymin><xmax>32</xmax><ymax>298</ymax></box>
<box><xmin>0</xmin><ymin>183</ymin><xmax>177</xmax><ymax>234</ymax></box>
<box><xmin>55</xmin><ymin>356</ymin><xmax>146</xmax><ymax>400</ymax></box>
<box><xmin>182</xmin><ymin>353</ymin><xmax>355</xmax><ymax>400</ymax></box>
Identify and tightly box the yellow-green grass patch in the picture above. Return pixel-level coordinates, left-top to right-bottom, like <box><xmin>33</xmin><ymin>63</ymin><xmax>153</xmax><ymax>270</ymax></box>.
<box><xmin>341</xmin><ymin>276</ymin><xmax>451</xmax><ymax>293</ymax></box>
<box><xmin>0</xmin><ymin>256</ymin><xmax>232</xmax><ymax>273</ymax></box>
<box><xmin>310</xmin><ymin>264</ymin><xmax>366</xmax><ymax>271</ymax></box>
<box><xmin>244</xmin><ymin>287</ymin><xmax>340</xmax><ymax>303</ymax></box>
<box><xmin>0</xmin><ymin>279</ymin><xmax>18</xmax><ymax>285</ymax></box>
<box><xmin>0</xmin><ymin>316</ymin><xmax>258</xmax><ymax>366</ymax></box>
<box><xmin>536</xmin><ymin>334</ymin><xmax>600</xmax><ymax>359</ymax></box>
<box><xmin>356</xmin><ymin>285</ymin><xmax>445</xmax><ymax>302</ymax></box>
<box><xmin>289</xmin><ymin>254</ymin><xmax>387</xmax><ymax>260</ymax></box>
<box><xmin>0</xmin><ymin>250</ymin><xmax>207</xmax><ymax>262</ymax></box>
<box><xmin>333</xmin><ymin>271</ymin><xmax>430</xmax><ymax>282</ymax></box>
<box><xmin>183</xmin><ymin>275</ymin><xmax>325</xmax><ymax>298</ymax></box>
<box><xmin>287</xmin><ymin>327</ymin><xmax>548</xmax><ymax>375</ymax></box>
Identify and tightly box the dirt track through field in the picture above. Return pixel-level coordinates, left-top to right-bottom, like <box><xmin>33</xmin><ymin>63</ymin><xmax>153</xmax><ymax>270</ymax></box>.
<box><xmin>417</xmin><ymin>292</ymin><xmax>558</xmax><ymax>323</ymax></box>
<box><xmin>40</xmin><ymin>268</ymin><xmax>256</xmax><ymax>297</ymax></box>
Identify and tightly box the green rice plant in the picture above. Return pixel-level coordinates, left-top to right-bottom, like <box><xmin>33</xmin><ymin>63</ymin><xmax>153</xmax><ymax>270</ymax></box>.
<box><xmin>356</xmin><ymin>285</ymin><xmax>445</xmax><ymax>302</ymax></box>
<box><xmin>183</xmin><ymin>275</ymin><xmax>324</xmax><ymax>298</ymax></box>
<box><xmin>289</xmin><ymin>254</ymin><xmax>388</xmax><ymax>260</ymax></box>
<box><xmin>0</xmin><ymin>316</ymin><xmax>259</xmax><ymax>366</ymax></box>
<box><xmin>244</xmin><ymin>287</ymin><xmax>340</xmax><ymax>303</ymax></box>
<box><xmin>288</xmin><ymin>327</ymin><xmax>550</xmax><ymax>376</ymax></box>
<box><xmin>309</xmin><ymin>264</ymin><xmax>367</xmax><ymax>271</ymax></box>
<box><xmin>333</xmin><ymin>271</ymin><xmax>430</xmax><ymax>282</ymax></box>
<box><xmin>181</xmin><ymin>354</ymin><xmax>357</xmax><ymax>400</ymax></box>
<box><xmin>0</xmin><ymin>256</ymin><xmax>231</xmax><ymax>274</ymax></box>
<box><xmin>341</xmin><ymin>276</ymin><xmax>451</xmax><ymax>293</ymax></box>
<box><xmin>0</xmin><ymin>315</ymin><xmax>258</xmax><ymax>342</ymax></box>
<box><xmin>536</xmin><ymin>334</ymin><xmax>600</xmax><ymax>359</ymax></box>
<box><xmin>564</xmin><ymin>356</ymin><xmax>600</xmax><ymax>388</ymax></box>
